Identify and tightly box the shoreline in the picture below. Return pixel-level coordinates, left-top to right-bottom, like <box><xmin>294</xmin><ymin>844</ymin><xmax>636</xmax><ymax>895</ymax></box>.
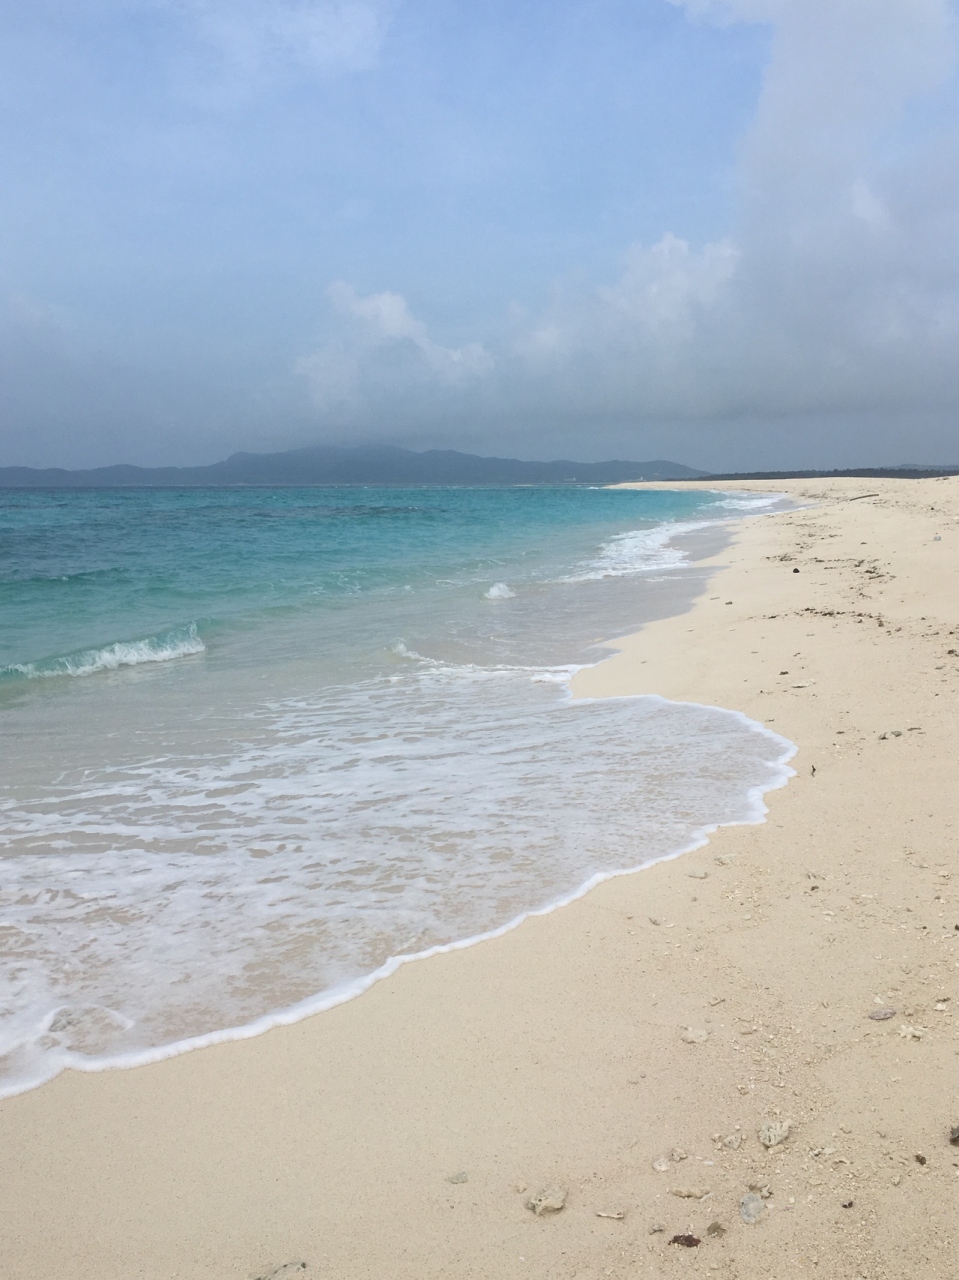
<box><xmin>0</xmin><ymin>499</ymin><xmax>759</xmax><ymax>1103</ymax></box>
<box><xmin>2</xmin><ymin>476</ymin><xmax>958</xmax><ymax>1277</ymax></box>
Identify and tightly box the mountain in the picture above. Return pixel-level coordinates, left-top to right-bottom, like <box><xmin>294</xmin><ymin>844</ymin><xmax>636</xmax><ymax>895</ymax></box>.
<box><xmin>0</xmin><ymin>445</ymin><xmax>706</xmax><ymax>488</ymax></box>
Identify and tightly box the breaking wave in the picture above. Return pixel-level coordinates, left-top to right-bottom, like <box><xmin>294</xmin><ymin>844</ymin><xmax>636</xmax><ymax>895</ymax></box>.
<box><xmin>1</xmin><ymin>624</ymin><xmax>205</xmax><ymax>683</ymax></box>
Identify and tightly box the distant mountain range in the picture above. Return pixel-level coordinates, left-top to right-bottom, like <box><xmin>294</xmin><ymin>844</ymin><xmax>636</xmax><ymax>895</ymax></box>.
<box><xmin>0</xmin><ymin>444</ymin><xmax>707</xmax><ymax>488</ymax></box>
<box><xmin>4</xmin><ymin>446</ymin><xmax>956</xmax><ymax>488</ymax></box>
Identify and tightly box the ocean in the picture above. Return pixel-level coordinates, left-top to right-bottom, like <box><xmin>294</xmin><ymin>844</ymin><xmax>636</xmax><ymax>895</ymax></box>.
<box><xmin>0</xmin><ymin>484</ymin><xmax>794</xmax><ymax>1096</ymax></box>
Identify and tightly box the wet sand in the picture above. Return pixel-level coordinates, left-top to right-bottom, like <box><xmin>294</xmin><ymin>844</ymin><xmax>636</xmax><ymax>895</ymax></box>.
<box><xmin>1</xmin><ymin>475</ymin><xmax>958</xmax><ymax>1278</ymax></box>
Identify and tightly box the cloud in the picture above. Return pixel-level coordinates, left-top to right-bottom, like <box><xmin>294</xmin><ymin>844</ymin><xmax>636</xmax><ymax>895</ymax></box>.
<box><xmin>546</xmin><ymin>0</ymin><xmax>959</xmax><ymax>421</ymax></box>
<box><xmin>520</xmin><ymin>234</ymin><xmax>738</xmax><ymax>358</ymax></box>
<box><xmin>6</xmin><ymin>0</ymin><xmax>958</xmax><ymax>466</ymax></box>
<box><xmin>506</xmin><ymin>235</ymin><xmax>741</xmax><ymax>419</ymax></box>
<box><xmin>303</xmin><ymin>0</ymin><xmax>959</xmax><ymax>439</ymax></box>
<box><xmin>182</xmin><ymin>0</ymin><xmax>392</xmax><ymax>75</ymax></box>
<box><xmin>297</xmin><ymin>282</ymin><xmax>493</xmax><ymax>411</ymax></box>
<box><xmin>667</xmin><ymin>0</ymin><xmax>784</xmax><ymax>22</ymax></box>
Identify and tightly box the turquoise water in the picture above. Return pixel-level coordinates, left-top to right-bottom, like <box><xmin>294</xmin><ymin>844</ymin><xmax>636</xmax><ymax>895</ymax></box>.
<box><xmin>3</xmin><ymin>485</ymin><xmax>760</xmax><ymax>679</ymax></box>
<box><xmin>0</xmin><ymin>485</ymin><xmax>793</xmax><ymax>1095</ymax></box>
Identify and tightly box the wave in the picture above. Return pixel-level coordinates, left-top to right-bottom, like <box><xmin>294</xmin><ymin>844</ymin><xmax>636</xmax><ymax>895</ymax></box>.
<box><xmin>567</xmin><ymin>518</ymin><xmax>717</xmax><ymax>581</ymax></box>
<box><xmin>713</xmin><ymin>491</ymin><xmax>788</xmax><ymax>512</ymax></box>
<box><xmin>484</xmin><ymin>582</ymin><xmax>515</xmax><ymax>599</ymax></box>
<box><xmin>566</xmin><ymin>492</ymin><xmax>790</xmax><ymax>583</ymax></box>
<box><xmin>0</xmin><ymin>669</ymin><xmax>794</xmax><ymax>1098</ymax></box>
<box><xmin>0</xmin><ymin>565</ymin><xmax>133</xmax><ymax>590</ymax></box>
<box><xmin>1</xmin><ymin>624</ymin><xmax>205</xmax><ymax>683</ymax></box>
<box><xmin>0</xmin><ymin>487</ymin><xmax>795</xmax><ymax>1097</ymax></box>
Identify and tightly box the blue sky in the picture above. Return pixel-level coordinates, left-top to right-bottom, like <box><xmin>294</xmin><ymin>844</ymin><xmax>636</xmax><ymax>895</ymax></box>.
<box><xmin>1</xmin><ymin>0</ymin><xmax>958</xmax><ymax>469</ymax></box>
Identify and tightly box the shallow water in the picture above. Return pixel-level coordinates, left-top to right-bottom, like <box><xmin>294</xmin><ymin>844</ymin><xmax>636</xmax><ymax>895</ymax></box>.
<box><xmin>0</xmin><ymin>484</ymin><xmax>793</xmax><ymax>1095</ymax></box>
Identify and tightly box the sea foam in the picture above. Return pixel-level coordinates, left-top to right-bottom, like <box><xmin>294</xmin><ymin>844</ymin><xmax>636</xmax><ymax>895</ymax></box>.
<box><xmin>0</xmin><ymin>484</ymin><xmax>795</xmax><ymax>1098</ymax></box>
<box><xmin>570</xmin><ymin>491</ymin><xmax>789</xmax><ymax>580</ymax></box>
<box><xmin>568</xmin><ymin>519</ymin><xmax>715</xmax><ymax>580</ymax></box>
<box><xmin>0</xmin><ymin>660</ymin><xmax>794</xmax><ymax>1097</ymax></box>
<box><xmin>1</xmin><ymin>624</ymin><xmax>205</xmax><ymax>682</ymax></box>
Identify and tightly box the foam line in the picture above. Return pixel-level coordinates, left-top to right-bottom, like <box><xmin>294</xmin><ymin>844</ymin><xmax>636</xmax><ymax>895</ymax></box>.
<box><xmin>1</xmin><ymin>624</ymin><xmax>204</xmax><ymax>682</ymax></box>
<box><xmin>0</xmin><ymin>488</ymin><xmax>797</xmax><ymax>1097</ymax></box>
<box><xmin>0</xmin><ymin>689</ymin><xmax>794</xmax><ymax>1100</ymax></box>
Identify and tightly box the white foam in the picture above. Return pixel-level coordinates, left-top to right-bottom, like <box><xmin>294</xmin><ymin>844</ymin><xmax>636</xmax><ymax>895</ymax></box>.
<box><xmin>0</xmin><ymin>713</ymin><xmax>794</xmax><ymax>1096</ymax></box>
<box><xmin>485</xmin><ymin>582</ymin><xmax>515</xmax><ymax>599</ymax></box>
<box><xmin>3</xmin><ymin>624</ymin><xmax>205</xmax><ymax>681</ymax></box>
<box><xmin>713</xmin><ymin>491</ymin><xmax>789</xmax><ymax>512</ymax></box>
<box><xmin>567</xmin><ymin>519</ymin><xmax>717</xmax><ymax>581</ymax></box>
<box><xmin>565</xmin><ymin>491</ymin><xmax>792</xmax><ymax>583</ymax></box>
<box><xmin>0</xmin><ymin>660</ymin><xmax>794</xmax><ymax>1098</ymax></box>
<box><xmin>0</xmin><ymin>493</ymin><xmax>798</xmax><ymax>1098</ymax></box>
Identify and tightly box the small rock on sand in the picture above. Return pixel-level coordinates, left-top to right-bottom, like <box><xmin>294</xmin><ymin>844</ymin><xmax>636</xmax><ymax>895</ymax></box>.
<box><xmin>670</xmin><ymin>1186</ymin><xmax>710</xmax><ymax>1200</ymax></box>
<box><xmin>680</xmin><ymin>1027</ymin><xmax>709</xmax><ymax>1044</ymax></box>
<box><xmin>740</xmin><ymin>1192</ymin><xmax>766</xmax><ymax>1225</ymax></box>
<box><xmin>949</xmin><ymin>1124</ymin><xmax>959</xmax><ymax>1146</ymax></box>
<box><xmin>651</xmin><ymin>1154</ymin><xmax>672</xmax><ymax>1172</ymax></box>
<box><xmin>869</xmin><ymin>1008</ymin><xmax>896</xmax><ymax>1020</ymax></box>
<box><xmin>758</xmin><ymin>1119</ymin><xmax>791</xmax><ymax>1149</ymax></box>
<box><xmin>722</xmin><ymin>1133</ymin><xmax>742</xmax><ymax>1150</ymax></box>
<box><xmin>447</xmin><ymin>1171</ymin><xmax>468</xmax><ymax>1184</ymax></box>
<box><xmin>707</xmin><ymin>1221</ymin><xmax>727</xmax><ymax>1238</ymax></box>
<box><xmin>669</xmin><ymin>1234</ymin><xmax>701</xmax><ymax>1248</ymax></box>
<box><xmin>526</xmin><ymin>1186</ymin><xmax>567</xmax><ymax>1215</ymax></box>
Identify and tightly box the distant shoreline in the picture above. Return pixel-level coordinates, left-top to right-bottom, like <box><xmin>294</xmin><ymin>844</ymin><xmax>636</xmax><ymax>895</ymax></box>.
<box><xmin>2</xmin><ymin>451</ymin><xmax>957</xmax><ymax>490</ymax></box>
<box><xmin>684</xmin><ymin>466</ymin><xmax>959</xmax><ymax>481</ymax></box>
<box><xmin>0</xmin><ymin>445</ymin><xmax>704</xmax><ymax>489</ymax></box>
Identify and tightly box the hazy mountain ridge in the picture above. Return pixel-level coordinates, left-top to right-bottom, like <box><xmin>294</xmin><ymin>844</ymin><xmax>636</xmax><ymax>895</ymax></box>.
<box><xmin>0</xmin><ymin>445</ymin><xmax>706</xmax><ymax>488</ymax></box>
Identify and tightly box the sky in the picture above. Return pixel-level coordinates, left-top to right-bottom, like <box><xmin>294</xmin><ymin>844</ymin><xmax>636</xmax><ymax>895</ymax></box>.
<box><xmin>1</xmin><ymin>0</ymin><xmax>958</xmax><ymax>471</ymax></box>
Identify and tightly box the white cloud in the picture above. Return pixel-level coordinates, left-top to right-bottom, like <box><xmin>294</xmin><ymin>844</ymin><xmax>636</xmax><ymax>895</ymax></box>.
<box><xmin>513</xmin><ymin>234</ymin><xmax>740</xmax><ymax>410</ymax></box>
<box><xmin>668</xmin><ymin>0</ymin><xmax>784</xmax><ymax>22</ymax></box>
<box><xmin>500</xmin><ymin>0</ymin><xmax>959</xmax><ymax>425</ymax></box>
<box><xmin>597</xmin><ymin>234</ymin><xmax>738</xmax><ymax>336</ymax></box>
<box><xmin>297</xmin><ymin>282</ymin><xmax>492</xmax><ymax>410</ymax></box>
<box><xmin>849</xmin><ymin>181</ymin><xmax>890</xmax><ymax>229</ymax></box>
<box><xmin>184</xmin><ymin>0</ymin><xmax>392</xmax><ymax>74</ymax></box>
<box><xmin>502</xmin><ymin>235</ymin><xmax>744</xmax><ymax>419</ymax></box>
<box><xmin>292</xmin><ymin>0</ymin><xmax>959</xmax><ymax>441</ymax></box>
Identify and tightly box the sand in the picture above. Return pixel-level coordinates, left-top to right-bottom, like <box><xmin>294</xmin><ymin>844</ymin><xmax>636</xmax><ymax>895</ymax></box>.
<box><xmin>2</xmin><ymin>475</ymin><xmax>958</xmax><ymax>1279</ymax></box>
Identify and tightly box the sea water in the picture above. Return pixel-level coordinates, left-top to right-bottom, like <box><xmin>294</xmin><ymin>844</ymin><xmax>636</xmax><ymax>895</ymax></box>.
<box><xmin>0</xmin><ymin>485</ymin><xmax>794</xmax><ymax>1096</ymax></box>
